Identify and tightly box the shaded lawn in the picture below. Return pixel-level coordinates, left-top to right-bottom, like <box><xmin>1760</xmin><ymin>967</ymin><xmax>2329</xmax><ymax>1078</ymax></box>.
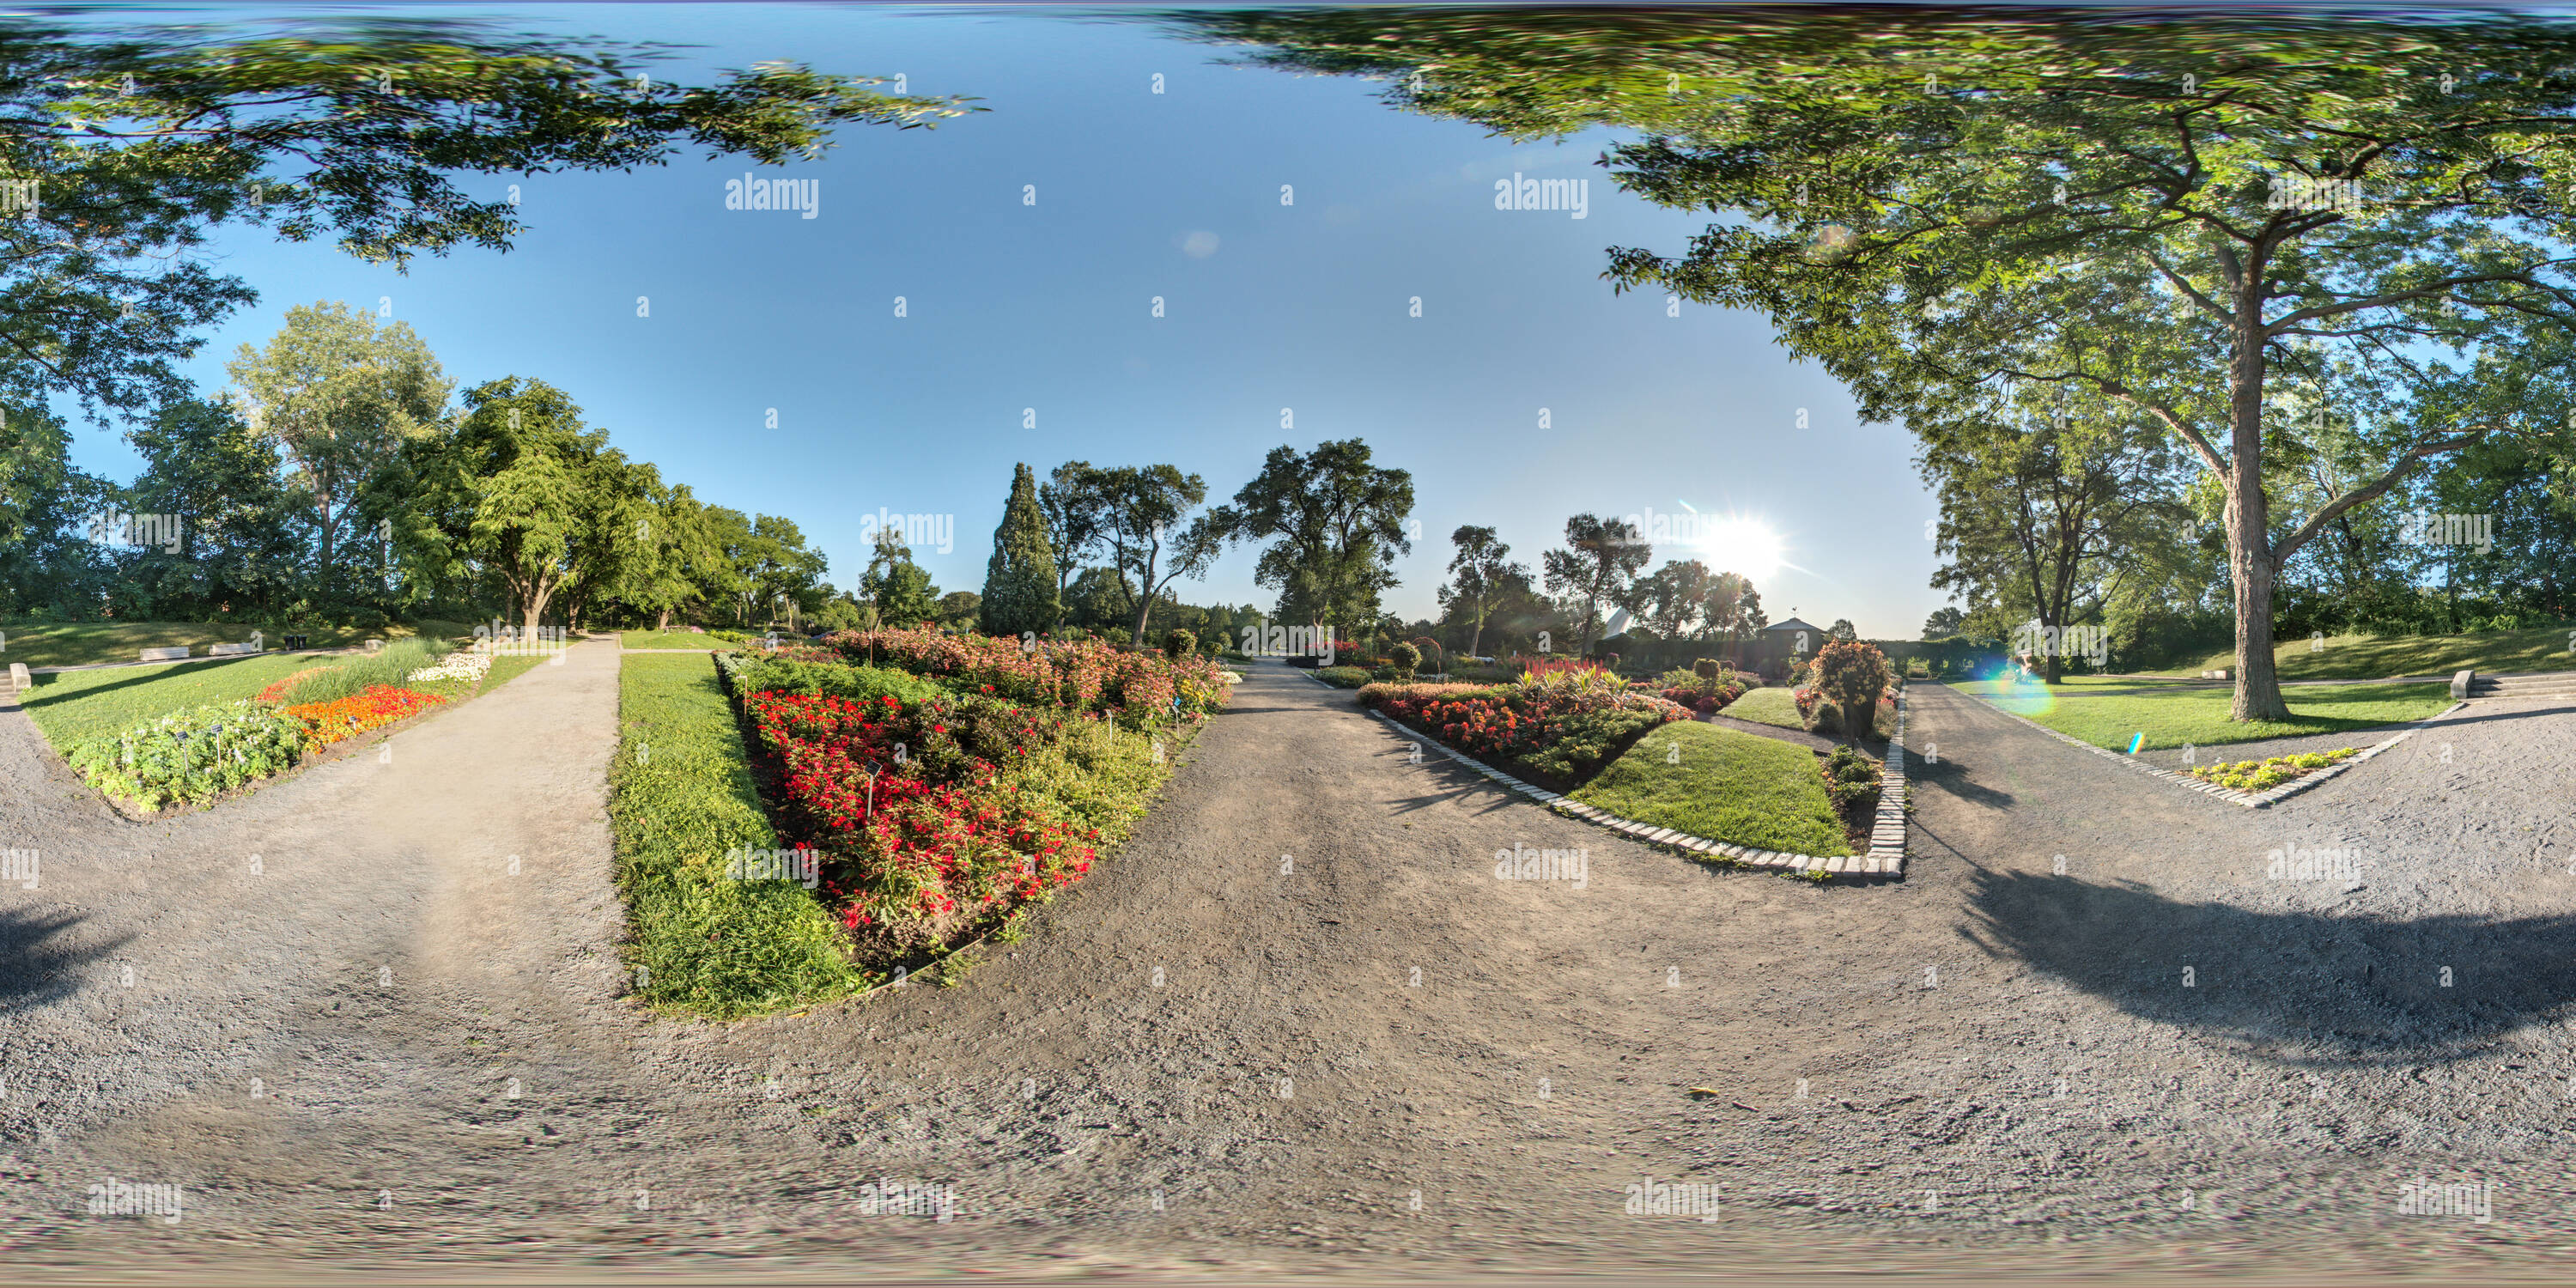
<box><xmin>2156</xmin><ymin>627</ymin><xmax>2575</xmax><ymax>682</ymax></box>
<box><xmin>1571</xmin><ymin>720</ymin><xmax>1850</xmax><ymax>858</ymax></box>
<box><xmin>1717</xmin><ymin>685</ymin><xmax>1805</xmax><ymax>731</ymax></box>
<box><xmin>611</xmin><ymin>652</ymin><xmax>869</xmax><ymax>1018</ymax></box>
<box><xmin>0</xmin><ymin>620</ymin><xmax>409</xmax><ymax>670</ymax></box>
<box><xmin>1953</xmin><ymin>677</ymin><xmax>2451</xmax><ymax>750</ymax></box>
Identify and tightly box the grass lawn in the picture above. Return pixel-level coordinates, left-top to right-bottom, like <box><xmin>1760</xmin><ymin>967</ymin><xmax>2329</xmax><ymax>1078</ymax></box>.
<box><xmin>1953</xmin><ymin>674</ymin><xmax>2450</xmax><ymax>750</ymax></box>
<box><xmin>23</xmin><ymin>646</ymin><xmax>558</xmax><ymax>753</ymax></box>
<box><xmin>612</xmin><ymin>652</ymin><xmax>869</xmax><ymax>1018</ymax></box>
<box><xmin>0</xmin><ymin>620</ymin><xmax>423</xmax><ymax>670</ymax></box>
<box><xmin>1718</xmin><ymin>686</ymin><xmax>1806</xmax><ymax>731</ymax></box>
<box><xmin>1571</xmin><ymin>721</ymin><xmax>1850</xmax><ymax>858</ymax></box>
<box><xmin>620</xmin><ymin>629</ymin><xmax>744</xmax><ymax>651</ymax></box>
<box><xmin>2156</xmin><ymin>626</ymin><xmax>2575</xmax><ymax>681</ymax></box>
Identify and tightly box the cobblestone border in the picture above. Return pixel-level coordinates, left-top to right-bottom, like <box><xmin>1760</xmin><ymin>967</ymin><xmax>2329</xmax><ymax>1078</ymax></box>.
<box><xmin>1319</xmin><ymin>667</ymin><xmax>1907</xmax><ymax>880</ymax></box>
<box><xmin>1954</xmin><ymin>688</ymin><xmax>2461</xmax><ymax>809</ymax></box>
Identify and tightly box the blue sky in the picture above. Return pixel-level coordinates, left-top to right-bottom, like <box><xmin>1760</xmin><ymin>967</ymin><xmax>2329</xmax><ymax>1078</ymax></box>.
<box><xmin>65</xmin><ymin>3</ymin><xmax>1944</xmax><ymax>640</ymax></box>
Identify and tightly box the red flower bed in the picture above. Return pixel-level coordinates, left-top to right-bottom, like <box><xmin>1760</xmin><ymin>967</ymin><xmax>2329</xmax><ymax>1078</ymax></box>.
<box><xmin>1659</xmin><ymin>682</ymin><xmax>1745</xmax><ymax>716</ymax></box>
<box><xmin>744</xmin><ymin>690</ymin><xmax>1095</xmax><ymax>930</ymax></box>
<box><xmin>283</xmin><ymin>685</ymin><xmax>447</xmax><ymax>746</ymax></box>
<box><xmin>1376</xmin><ymin>680</ymin><xmax>1688</xmax><ymax>767</ymax></box>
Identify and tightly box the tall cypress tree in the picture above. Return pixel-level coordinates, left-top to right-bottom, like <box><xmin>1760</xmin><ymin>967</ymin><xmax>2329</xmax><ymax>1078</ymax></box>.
<box><xmin>979</xmin><ymin>462</ymin><xmax>1060</xmax><ymax>637</ymax></box>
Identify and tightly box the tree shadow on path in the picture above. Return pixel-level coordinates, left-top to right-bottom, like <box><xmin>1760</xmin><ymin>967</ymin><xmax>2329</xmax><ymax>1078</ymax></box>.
<box><xmin>0</xmin><ymin>907</ymin><xmax>130</xmax><ymax>1013</ymax></box>
<box><xmin>1962</xmin><ymin>866</ymin><xmax>2576</xmax><ymax>1067</ymax></box>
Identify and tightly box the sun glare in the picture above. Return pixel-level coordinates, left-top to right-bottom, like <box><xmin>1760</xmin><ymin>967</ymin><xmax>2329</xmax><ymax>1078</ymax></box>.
<box><xmin>1691</xmin><ymin>514</ymin><xmax>1786</xmax><ymax>580</ymax></box>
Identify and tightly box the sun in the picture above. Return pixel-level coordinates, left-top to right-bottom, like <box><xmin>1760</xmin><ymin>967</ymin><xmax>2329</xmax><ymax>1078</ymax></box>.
<box><xmin>1689</xmin><ymin>514</ymin><xmax>1785</xmax><ymax>580</ymax></box>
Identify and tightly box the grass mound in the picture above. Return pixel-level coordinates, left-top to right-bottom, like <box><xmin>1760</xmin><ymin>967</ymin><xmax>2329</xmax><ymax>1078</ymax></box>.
<box><xmin>1955</xmin><ymin>675</ymin><xmax>2448</xmax><ymax>750</ymax></box>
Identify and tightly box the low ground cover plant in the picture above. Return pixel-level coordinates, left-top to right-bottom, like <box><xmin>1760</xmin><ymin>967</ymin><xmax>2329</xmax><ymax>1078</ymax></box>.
<box><xmin>1315</xmin><ymin>665</ymin><xmax>1372</xmax><ymax>688</ymax></box>
<box><xmin>1818</xmin><ymin>744</ymin><xmax>1882</xmax><ymax>846</ymax></box>
<box><xmin>67</xmin><ymin>702</ymin><xmax>313</xmax><ymax>811</ymax></box>
<box><xmin>2187</xmin><ymin>748</ymin><xmax>2358</xmax><ymax>792</ymax></box>
<box><xmin>284</xmin><ymin>684</ymin><xmax>450</xmax><ymax>748</ymax></box>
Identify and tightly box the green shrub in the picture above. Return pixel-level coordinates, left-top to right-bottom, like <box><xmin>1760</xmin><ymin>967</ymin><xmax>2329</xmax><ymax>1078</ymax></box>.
<box><xmin>1518</xmin><ymin>706</ymin><xmax>1668</xmax><ymax>782</ymax></box>
<box><xmin>1315</xmin><ymin>665</ymin><xmax>1371</xmax><ymax>688</ymax></box>
<box><xmin>1820</xmin><ymin>745</ymin><xmax>1881</xmax><ymax>813</ymax></box>
<box><xmin>1163</xmin><ymin>628</ymin><xmax>1197</xmax><ymax>659</ymax></box>
<box><xmin>1693</xmin><ymin>658</ymin><xmax>1722</xmax><ymax>681</ymax></box>
<box><xmin>70</xmin><ymin>702</ymin><xmax>308</xmax><ymax>812</ymax></box>
<box><xmin>1388</xmin><ymin>641</ymin><xmax>1422</xmax><ymax>678</ymax></box>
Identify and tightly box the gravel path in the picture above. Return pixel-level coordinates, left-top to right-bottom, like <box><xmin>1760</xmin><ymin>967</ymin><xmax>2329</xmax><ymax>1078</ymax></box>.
<box><xmin>4</xmin><ymin>659</ymin><xmax>2575</xmax><ymax>1281</ymax></box>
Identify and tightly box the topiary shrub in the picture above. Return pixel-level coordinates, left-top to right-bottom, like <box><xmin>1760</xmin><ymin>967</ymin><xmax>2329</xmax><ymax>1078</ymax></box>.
<box><xmin>1810</xmin><ymin>640</ymin><xmax>1893</xmax><ymax>741</ymax></box>
<box><xmin>1163</xmin><ymin>628</ymin><xmax>1197</xmax><ymax>659</ymax></box>
<box><xmin>1388</xmin><ymin>641</ymin><xmax>1422</xmax><ymax>678</ymax></box>
<box><xmin>1693</xmin><ymin>657</ymin><xmax>1721</xmax><ymax>681</ymax></box>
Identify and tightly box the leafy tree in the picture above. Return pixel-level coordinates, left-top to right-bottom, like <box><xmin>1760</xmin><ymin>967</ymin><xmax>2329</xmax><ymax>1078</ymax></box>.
<box><xmin>938</xmin><ymin>591</ymin><xmax>982</xmax><ymax>629</ymax></box>
<box><xmin>227</xmin><ymin>301</ymin><xmax>449</xmax><ymax>589</ymax></box>
<box><xmin>1702</xmin><ymin>571</ymin><xmax>1763</xmax><ymax>645</ymax></box>
<box><xmin>980</xmin><ymin>462</ymin><xmax>1059</xmax><ymax>638</ymax></box>
<box><xmin>1209</xmin><ymin>439</ymin><xmax>1414</xmax><ymax>645</ymax></box>
<box><xmin>1923</xmin><ymin>398</ymin><xmax>2189</xmax><ymax>681</ymax></box>
<box><xmin>744</xmin><ymin>513</ymin><xmax>829</xmax><ymax>628</ymax></box>
<box><xmin>1201</xmin><ymin>8</ymin><xmax>2576</xmax><ymax>718</ymax></box>
<box><xmin>119</xmin><ymin>397</ymin><xmax>300</xmax><ymax>619</ymax></box>
<box><xmin>1826</xmin><ymin>618</ymin><xmax>1858</xmax><ymax>643</ymax></box>
<box><xmin>412</xmin><ymin>377</ymin><xmax>605</xmax><ymax>632</ymax></box>
<box><xmin>1635</xmin><ymin>558</ymin><xmax>1712</xmax><ymax>640</ymax></box>
<box><xmin>860</xmin><ymin>526</ymin><xmax>938</xmax><ymax>628</ymax></box>
<box><xmin>1091</xmin><ymin>464</ymin><xmax>1222</xmax><ymax>646</ymax></box>
<box><xmin>621</xmin><ymin>482</ymin><xmax>720</xmax><ymax>630</ymax></box>
<box><xmin>1038</xmin><ymin>461</ymin><xmax>1109</xmax><ymax>613</ymax></box>
<box><xmin>0</xmin><ymin>21</ymin><xmax>964</xmax><ymax>428</ymax></box>
<box><xmin>1061</xmin><ymin>565</ymin><xmax>1133</xmax><ymax>634</ymax></box>
<box><xmin>1437</xmin><ymin>524</ymin><xmax>1521</xmax><ymax>657</ymax></box>
<box><xmin>0</xmin><ymin>405</ymin><xmax>113</xmax><ymax>617</ymax></box>
<box><xmin>1540</xmin><ymin>513</ymin><xmax>1649</xmax><ymax>653</ymax></box>
<box><xmin>1922</xmin><ymin>606</ymin><xmax>1966</xmax><ymax>640</ymax></box>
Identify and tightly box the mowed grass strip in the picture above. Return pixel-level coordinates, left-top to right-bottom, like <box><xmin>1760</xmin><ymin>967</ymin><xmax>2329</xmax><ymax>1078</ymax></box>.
<box><xmin>1571</xmin><ymin>721</ymin><xmax>1850</xmax><ymax>858</ymax></box>
<box><xmin>1953</xmin><ymin>677</ymin><xmax>2451</xmax><ymax>750</ymax></box>
<box><xmin>23</xmin><ymin>653</ymin><xmax>325</xmax><ymax>750</ymax></box>
<box><xmin>0</xmin><ymin>620</ymin><xmax>409</xmax><ymax>669</ymax></box>
<box><xmin>611</xmin><ymin>652</ymin><xmax>864</xmax><ymax>1018</ymax></box>
<box><xmin>620</xmin><ymin>629</ymin><xmax>737</xmax><ymax>651</ymax></box>
<box><xmin>1717</xmin><ymin>686</ymin><xmax>1806</xmax><ymax>731</ymax></box>
<box><xmin>2157</xmin><ymin>626</ymin><xmax>2576</xmax><ymax>682</ymax></box>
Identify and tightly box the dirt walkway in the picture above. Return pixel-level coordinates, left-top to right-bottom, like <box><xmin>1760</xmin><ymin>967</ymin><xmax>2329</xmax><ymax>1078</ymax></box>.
<box><xmin>7</xmin><ymin>659</ymin><xmax>2576</xmax><ymax>1280</ymax></box>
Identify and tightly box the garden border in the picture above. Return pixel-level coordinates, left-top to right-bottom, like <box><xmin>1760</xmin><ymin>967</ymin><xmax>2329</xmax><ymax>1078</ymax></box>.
<box><xmin>1950</xmin><ymin>684</ymin><xmax>2462</xmax><ymax>808</ymax></box>
<box><xmin>1311</xmin><ymin>665</ymin><xmax>1908</xmax><ymax>881</ymax></box>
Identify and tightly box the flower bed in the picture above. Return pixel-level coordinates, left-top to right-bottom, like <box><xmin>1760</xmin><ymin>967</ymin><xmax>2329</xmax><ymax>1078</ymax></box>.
<box><xmin>406</xmin><ymin>650</ymin><xmax>493</xmax><ymax>685</ymax></box>
<box><xmin>1370</xmin><ymin>665</ymin><xmax>1689</xmax><ymax>788</ymax></box>
<box><xmin>741</xmin><ymin>684</ymin><xmax>1099</xmax><ymax>952</ymax></box>
<box><xmin>817</xmin><ymin>627</ymin><xmax>1225</xmax><ymax>728</ymax></box>
<box><xmin>68</xmin><ymin>702</ymin><xmax>310</xmax><ymax>812</ymax></box>
<box><xmin>2186</xmin><ymin>748</ymin><xmax>2359</xmax><ymax>793</ymax></box>
<box><xmin>284</xmin><ymin>684</ymin><xmax>448</xmax><ymax>748</ymax></box>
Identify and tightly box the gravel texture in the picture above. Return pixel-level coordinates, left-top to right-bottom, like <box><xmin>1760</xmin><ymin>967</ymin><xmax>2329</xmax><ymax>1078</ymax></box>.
<box><xmin>2</xmin><ymin>657</ymin><xmax>2574</xmax><ymax>1282</ymax></box>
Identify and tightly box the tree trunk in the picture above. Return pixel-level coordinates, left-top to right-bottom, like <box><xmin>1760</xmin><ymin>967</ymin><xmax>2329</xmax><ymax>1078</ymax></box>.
<box><xmin>523</xmin><ymin>579</ymin><xmax>554</xmax><ymax>635</ymax></box>
<box><xmin>2224</xmin><ymin>260</ymin><xmax>2293</xmax><ymax>721</ymax></box>
<box><xmin>1467</xmin><ymin>616</ymin><xmax>1484</xmax><ymax>659</ymax></box>
<box><xmin>655</xmin><ymin>607</ymin><xmax>671</xmax><ymax>631</ymax></box>
<box><xmin>2040</xmin><ymin>617</ymin><xmax>2064</xmax><ymax>684</ymax></box>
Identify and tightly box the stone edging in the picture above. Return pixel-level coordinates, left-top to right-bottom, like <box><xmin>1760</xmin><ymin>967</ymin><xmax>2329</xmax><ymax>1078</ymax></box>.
<box><xmin>1307</xmin><ymin>665</ymin><xmax>1906</xmax><ymax>880</ymax></box>
<box><xmin>1954</xmin><ymin>688</ymin><xmax>2458</xmax><ymax>808</ymax></box>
